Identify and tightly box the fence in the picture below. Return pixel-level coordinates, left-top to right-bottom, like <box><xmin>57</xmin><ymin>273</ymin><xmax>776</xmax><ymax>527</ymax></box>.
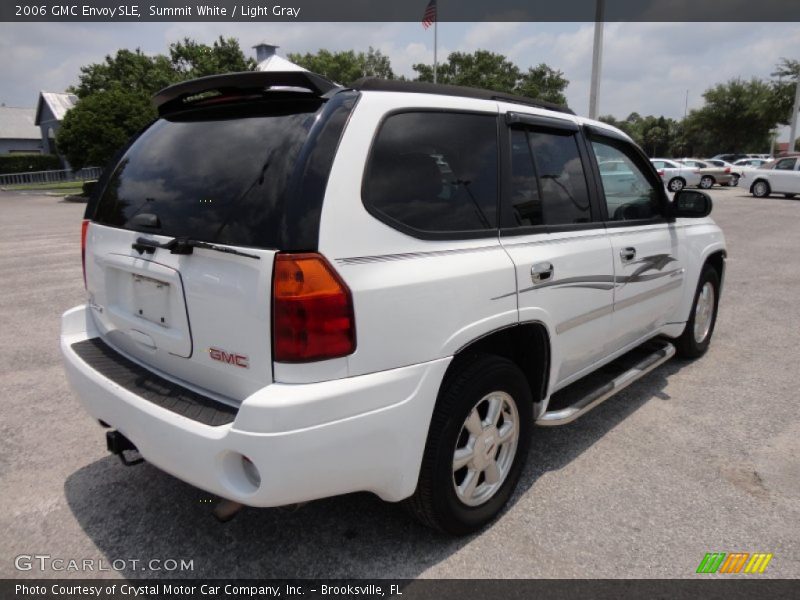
<box><xmin>0</xmin><ymin>166</ymin><xmax>102</xmax><ymax>187</ymax></box>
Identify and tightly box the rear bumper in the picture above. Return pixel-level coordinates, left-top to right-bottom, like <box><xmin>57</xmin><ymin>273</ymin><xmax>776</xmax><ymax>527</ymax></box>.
<box><xmin>61</xmin><ymin>305</ymin><xmax>450</xmax><ymax>506</ymax></box>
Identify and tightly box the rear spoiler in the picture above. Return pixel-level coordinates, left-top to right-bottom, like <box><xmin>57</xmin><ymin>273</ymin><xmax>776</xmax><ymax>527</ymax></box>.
<box><xmin>152</xmin><ymin>71</ymin><xmax>341</xmax><ymax>115</ymax></box>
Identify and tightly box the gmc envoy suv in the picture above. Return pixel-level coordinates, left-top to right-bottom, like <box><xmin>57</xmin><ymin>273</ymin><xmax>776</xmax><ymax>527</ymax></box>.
<box><xmin>61</xmin><ymin>71</ymin><xmax>726</xmax><ymax>534</ymax></box>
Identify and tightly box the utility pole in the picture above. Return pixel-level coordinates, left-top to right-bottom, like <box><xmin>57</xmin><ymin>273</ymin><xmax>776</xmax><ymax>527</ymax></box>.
<box><xmin>588</xmin><ymin>0</ymin><xmax>605</xmax><ymax>119</ymax></box>
<box><xmin>789</xmin><ymin>72</ymin><xmax>800</xmax><ymax>155</ymax></box>
<box><xmin>684</xmin><ymin>90</ymin><xmax>689</xmax><ymax>120</ymax></box>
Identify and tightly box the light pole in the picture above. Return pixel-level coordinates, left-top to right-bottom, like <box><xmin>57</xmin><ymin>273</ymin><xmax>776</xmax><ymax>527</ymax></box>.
<box><xmin>789</xmin><ymin>73</ymin><xmax>800</xmax><ymax>154</ymax></box>
<box><xmin>588</xmin><ymin>0</ymin><xmax>605</xmax><ymax>119</ymax></box>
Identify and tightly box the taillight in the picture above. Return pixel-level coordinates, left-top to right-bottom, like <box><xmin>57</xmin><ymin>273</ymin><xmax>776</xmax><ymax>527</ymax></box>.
<box><xmin>272</xmin><ymin>253</ymin><xmax>356</xmax><ymax>362</ymax></box>
<box><xmin>724</xmin><ymin>167</ymin><xmax>731</xmax><ymax>173</ymax></box>
<box><xmin>81</xmin><ymin>219</ymin><xmax>89</xmax><ymax>289</ymax></box>
<box><xmin>657</xmin><ymin>169</ymin><xmax>665</xmax><ymax>178</ymax></box>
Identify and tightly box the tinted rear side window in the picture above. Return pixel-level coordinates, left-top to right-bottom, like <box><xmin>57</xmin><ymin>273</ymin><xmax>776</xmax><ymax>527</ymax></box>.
<box><xmin>363</xmin><ymin>112</ymin><xmax>498</xmax><ymax>236</ymax></box>
<box><xmin>94</xmin><ymin>98</ymin><xmax>326</xmax><ymax>249</ymax></box>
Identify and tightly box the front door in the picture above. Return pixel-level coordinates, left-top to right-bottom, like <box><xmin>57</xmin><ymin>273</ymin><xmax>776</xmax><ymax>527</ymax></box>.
<box><xmin>588</xmin><ymin>134</ymin><xmax>685</xmax><ymax>352</ymax></box>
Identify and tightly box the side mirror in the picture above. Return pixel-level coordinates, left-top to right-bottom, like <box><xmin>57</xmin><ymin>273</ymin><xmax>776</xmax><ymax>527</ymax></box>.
<box><xmin>672</xmin><ymin>189</ymin><xmax>712</xmax><ymax>218</ymax></box>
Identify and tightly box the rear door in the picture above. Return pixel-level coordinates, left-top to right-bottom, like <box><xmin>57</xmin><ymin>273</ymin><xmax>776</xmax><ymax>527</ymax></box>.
<box><xmin>499</xmin><ymin>113</ymin><xmax>615</xmax><ymax>387</ymax></box>
<box><xmin>586</xmin><ymin>130</ymin><xmax>685</xmax><ymax>352</ymax></box>
<box><xmin>770</xmin><ymin>157</ymin><xmax>799</xmax><ymax>193</ymax></box>
<box><xmin>85</xmin><ymin>97</ymin><xmax>331</xmax><ymax>402</ymax></box>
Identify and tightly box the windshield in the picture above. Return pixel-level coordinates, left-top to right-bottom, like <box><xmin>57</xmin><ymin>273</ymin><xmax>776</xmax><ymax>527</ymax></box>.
<box><xmin>94</xmin><ymin>98</ymin><xmax>325</xmax><ymax>249</ymax></box>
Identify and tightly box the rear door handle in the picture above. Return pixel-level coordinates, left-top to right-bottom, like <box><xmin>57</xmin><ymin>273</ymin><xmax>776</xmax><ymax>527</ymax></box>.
<box><xmin>531</xmin><ymin>262</ymin><xmax>554</xmax><ymax>284</ymax></box>
<box><xmin>620</xmin><ymin>247</ymin><xmax>636</xmax><ymax>263</ymax></box>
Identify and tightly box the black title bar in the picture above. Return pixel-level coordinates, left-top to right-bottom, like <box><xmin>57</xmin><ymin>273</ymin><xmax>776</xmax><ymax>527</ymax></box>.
<box><xmin>2</xmin><ymin>0</ymin><xmax>799</xmax><ymax>22</ymax></box>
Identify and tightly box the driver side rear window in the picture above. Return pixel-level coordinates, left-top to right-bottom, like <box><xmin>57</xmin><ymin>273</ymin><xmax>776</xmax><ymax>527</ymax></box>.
<box><xmin>362</xmin><ymin>111</ymin><xmax>498</xmax><ymax>236</ymax></box>
<box><xmin>508</xmin><ymin>127</ymin><xmax>591</xmax><ymax>227</ymax></box>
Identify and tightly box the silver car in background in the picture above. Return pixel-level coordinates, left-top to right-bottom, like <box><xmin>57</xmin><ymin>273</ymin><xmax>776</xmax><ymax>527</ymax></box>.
<box><xmin>704</xmin><ymin>159</ymin><xmax>744</xmax><ymax>187</ymax></box>
<box><xmin>677</xmin><ymin>158</ymin><xmax>733</xmax><ymax>188</ymax></box>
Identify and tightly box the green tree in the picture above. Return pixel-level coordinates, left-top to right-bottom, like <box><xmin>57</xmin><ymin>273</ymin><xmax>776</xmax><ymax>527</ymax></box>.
<box><xmin>57</xmin><ymin>86</ymin><xmax>154</xmax><ymax>169</ymax></box>
<box><xmin>59</xmin><ymin>37</ymin><xmax>254</xmax><ymax>168</ymax></box>
<box><xmin>71</xmin><ymin>48</ymin><xmax>174</xmax><ymax>98</ymax></box>
<box><xmin>412</xmin><ymin>50</ymin><xmax>569</xmax><ymax>105</ymax></box>
<box><xmin>515</xmin><ymin>65</ymin><xmax>569</xmax><ymax>105</ymax></box>
<box><xmin>287</xmin><ymin>47</ymin><xmax>394</xmax><ymax>85</ymax></box>
<box><xmin>643</xmin><ymin>125</ymin><xmax>667</xmax><ymax>156</ymax></box>
<box><xmin>684</xmin><ymin>78</ymin><xmax>783</xmax><ymax>155</ymax></box>
<box><xmin>169</xmin><ymin>36</ymin><xmax>256</xmax><ymax>79</ymax></box>
<box><xmin>599</xmin><ymin>113</ymin><xmax>679</xmax><ymax>156</ymax></box>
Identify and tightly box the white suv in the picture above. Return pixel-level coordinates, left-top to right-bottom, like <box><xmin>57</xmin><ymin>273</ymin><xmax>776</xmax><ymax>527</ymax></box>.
<box><xmin>61</xmin><ymin>71</ymin><xmax>726</xmax><ymax>534</ymax></box>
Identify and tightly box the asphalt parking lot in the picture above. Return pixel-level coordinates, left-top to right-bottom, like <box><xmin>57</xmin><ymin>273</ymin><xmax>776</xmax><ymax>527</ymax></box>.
<box><xmin>0</xmin><ymin>186</ymin><xmax>798</xmax><ymax>580</ymax></box>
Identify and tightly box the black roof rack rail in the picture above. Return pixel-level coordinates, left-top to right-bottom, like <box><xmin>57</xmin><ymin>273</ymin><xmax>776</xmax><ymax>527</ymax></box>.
<box><xmin>152</xmin><ymin>70</ymin><xmax>341</xmax><ymax>115</ymax></box>
<box><xmin>350</xmin><ymin>77</ymin><xmax>575</xmax><ymax>116</ymax></box>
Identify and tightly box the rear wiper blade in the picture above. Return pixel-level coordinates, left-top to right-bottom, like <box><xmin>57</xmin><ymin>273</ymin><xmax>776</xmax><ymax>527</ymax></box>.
<box><xmin>132</xmin><ymin>237</ymin><xmax>260</xmax><ymax>260</ymax></box>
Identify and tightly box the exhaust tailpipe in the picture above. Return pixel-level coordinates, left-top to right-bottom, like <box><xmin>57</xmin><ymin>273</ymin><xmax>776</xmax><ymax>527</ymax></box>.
<box><xmin>105</xmin><ymin>430</ymin><xmax>144</xmax><ymax>466</ymax></box>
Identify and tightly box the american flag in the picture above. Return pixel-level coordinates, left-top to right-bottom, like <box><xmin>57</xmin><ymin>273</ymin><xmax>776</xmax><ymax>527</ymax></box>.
<box><xmin>421</xmin><ymin>0</ymin><xmax>437</xmax><ymax>30</ymax></box>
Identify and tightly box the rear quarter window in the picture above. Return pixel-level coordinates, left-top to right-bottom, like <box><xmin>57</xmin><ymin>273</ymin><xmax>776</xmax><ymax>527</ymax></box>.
<box><xmin>362</xmin><ymin>111</ymin><xmax>498</xmax><ymax>237</ymax></box>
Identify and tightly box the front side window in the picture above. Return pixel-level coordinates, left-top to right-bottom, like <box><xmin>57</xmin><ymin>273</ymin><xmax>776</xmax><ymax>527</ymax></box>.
<box><xmin>363</xmin><ymin>112</ymin><xmax>498</xmax><ymax>235</ymax></box>
<box><xmin>775</xmin><ymin>158</ymin><xmax>797</xmax><ymax>170</ymax></box>
<box><xmin>591</xmin><ymin>139</ymin><xmax>662</xmax><ymax>221</ymax></box>
<box><xmin>508</xmin><ymin>128</ymin><xmax>591</xmax><ymax>227</ymax></box>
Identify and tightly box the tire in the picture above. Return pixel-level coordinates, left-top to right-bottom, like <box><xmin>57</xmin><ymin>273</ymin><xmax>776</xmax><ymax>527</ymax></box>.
<box><xmin>699</xmin><ymin>176</ymin><xmax>714</xmax><ymax>189</ymax></box>
<box><xmin>667</xmin><ymin>177</ymin><xmax>685</xmax><ymax>192</ymax></box>
<box><xmin>729</xmin><ymin>174</ymin><xmax>739</xmax><ymax>187</ymax></box>
<box><xmin>752</xmin><ymin>180</ymin><xmax>770</xmax><ymax>198</ymax></box>
<box><xmin>405</xmin><ymin>354</ymin><xmax>532</xmax><ymax>535</ymax></box>
<box><xmin>785</xmin><ymin>194</ymin><xmax>796</xmax><ymax>199</ymax></box>
<box><xmin>675</xmin><ymin>265</ymin><xmax>720</xmax><ymax>359</ymax></box>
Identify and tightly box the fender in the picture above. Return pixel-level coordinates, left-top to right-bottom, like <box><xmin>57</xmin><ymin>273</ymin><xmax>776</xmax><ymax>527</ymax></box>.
<box><xmin>669</xmin><ymin>225</ymin><xmax>727</xmax><ymax>326</ymax></box>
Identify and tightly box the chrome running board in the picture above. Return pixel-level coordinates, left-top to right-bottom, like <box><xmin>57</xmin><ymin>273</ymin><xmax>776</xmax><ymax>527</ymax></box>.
<box><xmin>537</xmin><ymin>341</ymin><xmax>676</xmax><ymax>427</ymax></box>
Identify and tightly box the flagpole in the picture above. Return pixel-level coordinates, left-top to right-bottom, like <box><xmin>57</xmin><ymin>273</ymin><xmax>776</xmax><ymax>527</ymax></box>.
<box><xmin>433</xmin><ymin>14</ymin><xmax>438</xmax><ymax>83</ymax></box>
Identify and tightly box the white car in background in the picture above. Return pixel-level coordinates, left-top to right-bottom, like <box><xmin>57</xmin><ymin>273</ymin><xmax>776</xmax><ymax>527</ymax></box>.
<box><xmin>650</xmin><ymin>158</ymin><xmax>702</xmax><ymax>192</ymax></box>
<box><xmin>733</xmin><ymin>157</ymin><xmax>770</xmax><ymax>170</ymax></box>
<box><xmin>746</xmin><ymin>155</ymin><xmax>800</xmax><ymax>199</ymax></box>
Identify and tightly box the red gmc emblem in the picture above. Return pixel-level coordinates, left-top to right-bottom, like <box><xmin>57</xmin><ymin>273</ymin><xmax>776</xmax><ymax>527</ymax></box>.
<box><xmin>209</xmin><ymin>347</ymin><xmax>249</xmax><ymax>369</ymax></box>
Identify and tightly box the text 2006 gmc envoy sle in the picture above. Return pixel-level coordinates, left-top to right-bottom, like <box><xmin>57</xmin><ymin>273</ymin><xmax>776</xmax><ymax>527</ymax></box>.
<box><xmin>61</xmin><ymin>71</ymin><xmax>725</xmax><ymax>534</ymax></box>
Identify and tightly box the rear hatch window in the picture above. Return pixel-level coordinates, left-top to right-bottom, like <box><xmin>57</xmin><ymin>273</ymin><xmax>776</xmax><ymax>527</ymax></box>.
<box><xmin>94</xmin><ymin>98</ymin><xmax>325</xmax><ymax>249</ymax></box>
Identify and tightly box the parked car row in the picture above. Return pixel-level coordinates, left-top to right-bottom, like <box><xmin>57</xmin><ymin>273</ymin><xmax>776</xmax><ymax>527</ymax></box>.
<box><xmin>648</xmin><ymin>152</ymin><xmax>797</xmax><ymax>199</ymax></box>
<box><xmin>650</xmin><ymin>158</ymin><xmax>734</xmax><ymax>191</ymax></box>
<box><xmin>650</xmin><ymin>159</ymin><xmax>701</xmax><ymax>192</ymax></box>
<box><xmin>711</xmin><ymin>153</ymin><xmax>771</xmax><ymax>163</ymax></box>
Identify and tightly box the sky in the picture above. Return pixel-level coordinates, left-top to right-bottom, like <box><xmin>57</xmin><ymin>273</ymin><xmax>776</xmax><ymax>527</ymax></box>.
<box><xmin>1</xmin><ymin>21</ymin><xmax>798</xmax><ymax>134</ymax></box>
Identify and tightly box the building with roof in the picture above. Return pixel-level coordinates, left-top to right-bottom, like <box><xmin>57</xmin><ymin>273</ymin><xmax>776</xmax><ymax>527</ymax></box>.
<box><xmin>0</xmin><ymin>106</ymin><xmax>43</xmax><ymax>154</ymax></box>
<box><xmin>35</xmin><ymin>91</ymin><xmax>78</xmax><ymax>160</ymax></box>
<box><xmin>254</xmin><ymin>43</ymin><xmax>306</xmax><ymax>72</ymax></box>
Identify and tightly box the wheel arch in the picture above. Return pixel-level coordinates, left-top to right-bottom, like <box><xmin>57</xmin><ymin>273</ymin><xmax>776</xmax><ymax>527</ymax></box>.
<box><xmin>445</xmin><ymin>322</ymin><xmax>551</xmax><ymax>415</ymax></box>
<box><xmin>705</xmin><ymin>249</ymin><xmax>726</xmax><ymax>279</ymax></box>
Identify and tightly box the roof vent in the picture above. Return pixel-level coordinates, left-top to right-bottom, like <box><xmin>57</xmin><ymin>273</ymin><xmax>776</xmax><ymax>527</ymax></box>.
<box><xmin>253</xmin><ymin>43</ymin><xmax>279</xmax><ymax>63</ymax></box>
